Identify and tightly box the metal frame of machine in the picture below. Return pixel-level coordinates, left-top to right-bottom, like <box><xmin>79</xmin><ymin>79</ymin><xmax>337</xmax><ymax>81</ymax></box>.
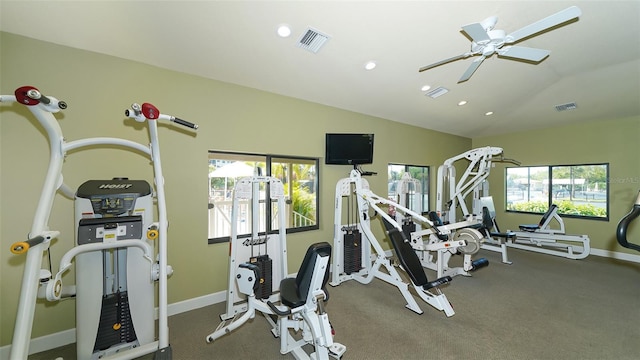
<box><xmin>508</xmin><ymin>203</ymin><xmax>590</xmax><ymax>259</ymax></box>
<box><xmin>3</xmin><ymin>86</ymin><xmax>197</xmax><ymax>359</ymax></box>
<box><xmin>391</xmin><ymin>172</ymin><xmax>488</xmax><ymax>277</ymax></box>
<box><xmin>436</xmin><ymin>146</ymin><xmax>591</xmax><ymax>261</ymax></box>
<box><xmin>206</xmin><ymin>176</ymin><xmax>346</xmax><ymax>359</ymax></box>
<box><xmin>329</xmin><ymin>170</ymin><xmax>474</xmax><ymax>316</ymax></box>
<box><xmin>436</xmin><ymin>146</ymin><xmax>517</xmax><ymax>264</ymax></box>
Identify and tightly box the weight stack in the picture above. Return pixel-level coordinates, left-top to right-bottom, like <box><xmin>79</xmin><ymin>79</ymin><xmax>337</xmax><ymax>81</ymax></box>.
<box><xmin>344</xmin><ymin>229</ymin><xmax>362</xmax><ymax>275</ymax></box>
<box><xmin>250</xmin><ymin>255</ymin><xmax>273</xmax><ymax>299</ymax></box>
<box><xmin>94</xmin><ymin>291</ymin><xmax>137</xmax><ymax>352</ymax></box>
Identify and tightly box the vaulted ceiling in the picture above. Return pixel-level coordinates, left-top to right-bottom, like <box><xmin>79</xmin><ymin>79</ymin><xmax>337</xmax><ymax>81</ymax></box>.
<box><xmin>2</xmin><ymin>1</ymin><xmax>639</xmax><ymax>137</ymax></box>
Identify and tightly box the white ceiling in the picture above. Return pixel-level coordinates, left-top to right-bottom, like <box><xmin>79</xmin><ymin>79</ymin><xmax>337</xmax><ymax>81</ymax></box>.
<box><xmin>2</xmin><ymin>1</ymin><xmax>639</xmax><ymax>138</ymax></box>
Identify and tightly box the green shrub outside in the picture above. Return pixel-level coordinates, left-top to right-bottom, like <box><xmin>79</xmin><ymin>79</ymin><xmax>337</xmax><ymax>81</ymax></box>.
<box><xmin>507</xmin><ymin>200</ymin><xmax>606</xmax><ymax>217</ymax></box>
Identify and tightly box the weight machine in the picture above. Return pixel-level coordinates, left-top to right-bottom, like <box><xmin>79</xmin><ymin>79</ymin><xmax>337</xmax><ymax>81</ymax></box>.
<box><xmin>330</xmin><ymin>170</ymin><xmax>479</xmax><ymax>316</ymax></box>
<box><xmin>206</xmin><ymin>176</ymin><xmax>346</xmax><ymax>359</ymax></box>
<box><xmin>391</xmin><ymin>173</ymin><xmax>488</xmax><ymax>278</ymax></box>
<box><xmin>507</xmin><ymin>203</ymin><xmax>591</xmax><ymax>259</ymax></box>
<box><xmin>436</xmin><ymin>146</ymin><xmax>591</xmax><ymax>261</ymax></box>
<box><xmin>2</xmin><ymin>86</ymin><xmax>198</xmax><ymax>360</ymax></box>
<box><xmin>436</xmin><ymin>147</ymin><xmax>520</xmax><ymax>264</ymax></box>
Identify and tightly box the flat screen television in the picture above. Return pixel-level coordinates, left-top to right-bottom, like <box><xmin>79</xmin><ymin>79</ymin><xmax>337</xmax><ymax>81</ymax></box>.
<box><xmin>325</xmin><ymin>133</ymin><xmax>374</xmax><ymax>165</ymax></box>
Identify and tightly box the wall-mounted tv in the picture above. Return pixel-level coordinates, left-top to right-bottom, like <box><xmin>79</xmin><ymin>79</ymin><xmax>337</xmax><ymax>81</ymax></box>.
<box><xmin>325</xmin><ymin>133</ymin><xmax>374</xmax><ymax>165</ymax></box>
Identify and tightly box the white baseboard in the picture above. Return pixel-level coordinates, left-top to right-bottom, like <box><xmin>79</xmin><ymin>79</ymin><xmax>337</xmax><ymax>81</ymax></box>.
<box><xmin>167</xmin><ymin>291</ymin><xmax>227</xmax><ymax>317</ymax></box>
<box><xmin>589</xmin><ymin>248</ymin><xmax>640</xmax><ymax>263</ymax></box>
<box><xmin>2</xmin><ymin>248</ymin><xmax>638</xmax><ymax>359</ymax></box>
<box><xmin>0</xmin><ymin>290</ymin><xmax>227</xmax><ymax>360</ymax></box>
<box><xmin>0</xmin><ymin>328</ymin><xmax>75</xmax><ymax>360</ymax></box>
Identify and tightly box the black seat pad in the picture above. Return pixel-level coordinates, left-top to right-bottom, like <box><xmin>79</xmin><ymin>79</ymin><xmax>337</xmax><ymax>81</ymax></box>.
<box><xmin>280</xmin><ymin>242</ymin><xmax>331</xmax><ymax>309</ymax></box>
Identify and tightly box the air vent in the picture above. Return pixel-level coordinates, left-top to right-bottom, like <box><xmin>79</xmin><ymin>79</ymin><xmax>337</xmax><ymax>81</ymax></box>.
<box><xmin>554</xmin><ymin>102</ymin><xmax>578</xmax><ymax>112</ymax></box>
<box><xmin>296</xmin><ymin>27</ymin><xmax>330</xmax><ymax>53</ymax></box>
<box><xmin>425</xmin><ymin>87</ymin><xmax>449</xmax><ymax>99</ymax></box>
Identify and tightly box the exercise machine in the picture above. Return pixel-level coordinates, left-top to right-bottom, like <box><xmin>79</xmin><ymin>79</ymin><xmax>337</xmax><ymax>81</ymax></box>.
<box><xmin>616</xmin><ymin>190</ymin><xmax>640</xmax><ymax>252</ymax></box>
<box><xmin>436</xmin><ymin>146</ymin><xmax>590</xmax><ymax>260</ymax></box>
<box><xmin>206</xmin><ymin>176</ymin><xmax>346</xmax><ymax>359</ymax></box>
<box><xmin>436</xmin><ymin>147</ymin><xmax>520</xmax><ymax>224</ymax></box>
<box><xmin>391</xmin><ymin>173</ymin><xmax>489</xmax><ymax>277</ymax></box>
<box><xmin>3</xmin><ymin>86</ymin><xmax>198</xmax><ymax>359</ymax></box>
<box><xmin>436</xmin><ymin>147</ymin><xmax>519</xmax><ymax>264</ymax></box>
<box><xmin>508</xmin><ymin>203</ymin><xmax>591</xmax><ymax>259</ymax></box>
<box><xmin>330</xmin><ymin>169</ymin><xmax>475</xmax><ymax>316</ymax></box>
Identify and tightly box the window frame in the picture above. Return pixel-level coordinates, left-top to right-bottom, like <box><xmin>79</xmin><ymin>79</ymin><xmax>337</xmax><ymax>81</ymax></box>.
<box><xmin>505</xmin><ymin>163</ymin><xmax>609</xmax><ymax>221</ymax></box>
<box><xmin>208</xmin><ymin>151</ymin><xmax>320</xmax><ymax>244</ymax></box>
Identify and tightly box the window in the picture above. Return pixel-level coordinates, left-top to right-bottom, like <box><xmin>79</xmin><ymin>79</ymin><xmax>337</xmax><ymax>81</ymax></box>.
<box><xmin>388</xmin><ymin>164</ymin><xmax>430</xmax><ymax>213</ymax></box>
<box><xmin>208</xmin><ymin>151</ymin><xmax>319</xmax><ymax>243</ymax></box>
<box><xmin>506</xmin><ymin>163</ymin><xmax>608</xmax><ymax>220</ymax></box>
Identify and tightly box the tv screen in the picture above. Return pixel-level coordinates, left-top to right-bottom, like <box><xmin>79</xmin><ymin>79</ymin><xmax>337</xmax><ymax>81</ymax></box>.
<box><xmin>325</xmin><ymin>133</ymin><xmax>374</xmax><ymax>165</ymax></box>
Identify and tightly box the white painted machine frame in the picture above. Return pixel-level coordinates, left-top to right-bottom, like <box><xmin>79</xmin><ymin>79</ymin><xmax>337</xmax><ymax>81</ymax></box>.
<box><xmin>207</xmin><ymin>176</ymin><xmax>345</xmax><ymax>359</ymax></box>
<box><xmin>330</xmin><ymin>170</ymin><xmax>463</xmax><ymax>316</ymax></box>
<box><xmin>392</xmin><ymin>173</ymin><xmax>487</xmax><ymax>278</ymax></box>
<box><xmin>508</xmin><ymin>204</ymin><xmax>591</xmax><ymax>260</ymax></box>
<box><xmin>436</xmin><ymin>146</ymin><xmax>519</xmax><ymax>264</ymax></box>
<box><xmin>219</xmin><ymin>176</ymin><xmax>288</xmax><ymax>319</ymax></box>
<box><xmin>2</xmin><ymin>86</ymin><xmax>197</xmax><ymax>359</ymax></box>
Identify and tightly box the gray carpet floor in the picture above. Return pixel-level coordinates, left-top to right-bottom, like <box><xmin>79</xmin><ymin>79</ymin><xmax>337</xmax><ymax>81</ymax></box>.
<box><xmin>29</xmin><ymin>246</ymin><xmax>640</xmax><ymax>359</ymax></box>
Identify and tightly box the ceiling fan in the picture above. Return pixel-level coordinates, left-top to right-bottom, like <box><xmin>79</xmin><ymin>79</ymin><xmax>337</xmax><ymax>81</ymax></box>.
<box><xmin>419</xmin><ymin>6</ymin><xmax>581</xmax><ymax>83</ymax></box>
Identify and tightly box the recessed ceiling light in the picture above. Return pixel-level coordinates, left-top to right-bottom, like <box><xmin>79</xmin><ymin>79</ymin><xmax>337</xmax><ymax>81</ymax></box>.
<box><xmin>421</xmin><ymin>85</ymin><xmax>431</xmax><ymax>91</ymax></box>
<box><xmin>485</xmin><ymin>111</ymin><xmax>494</xmax><ymax>116</ymax></box>
<box><xmin>277</xmin><ymin>24</ymin><xmax>292</xmax><ymax>38</ymax></box>
<box><xmin>458</xmin><ymin>100</ymin><xmax>468</xmax><ymax>106</ymax></box>
<box><xmin>364</xmin><ymin>61</ymin><xmax>377</xmax><ymax>70</ymax></box>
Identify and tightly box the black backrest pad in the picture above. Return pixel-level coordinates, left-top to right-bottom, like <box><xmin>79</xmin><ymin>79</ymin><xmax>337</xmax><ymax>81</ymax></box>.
<box><xmin>539</xmin><ymin>204</ymin><xmax>558</xmax><ymax>226</ymax></box>
<box><xmin>482</xmin><ymin>206</ymin><xmax>494</xmax><ymax>229</ymax></box>
<box><xmin>382</xmin><ymin>219</ymin><xmax>429</xmax><ymax>287</ymax></box>
<box><xmin>295</xmin><ymin>242</ymin><xmax>332</xmax><ymax>301</ymax></box>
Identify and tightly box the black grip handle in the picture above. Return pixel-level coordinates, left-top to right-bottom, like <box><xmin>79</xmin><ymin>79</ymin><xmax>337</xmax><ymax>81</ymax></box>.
<box><xmin>616</xmin><ymin>205</ymin><xmax>640</xmax><ymax>252</ymax></box>
<box><xmin>10</xmin><ymin>235</ymin><xmax>45</xmax><ymax>254</ymax></box>
<box><xmin>171</xmin><ymin>117</ymin><xmax>199</xmax><ymax>130</ymax></box>
<box><xmin>267</xmin><ymin>300</ymin><xmax>291</xmax><ymax>316</ymax></box>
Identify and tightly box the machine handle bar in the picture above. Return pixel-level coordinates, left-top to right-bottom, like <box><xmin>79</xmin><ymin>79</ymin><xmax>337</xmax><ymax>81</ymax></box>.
<box><xmin>616</xmin><ymin>202</ymin><xmax>640</xmax><ymax>252</ymax></box>
<box><xmin>9</xmin><ymin>231</ymin><xmax>61</xmax><ymax>255</ymax></box>
<box><xmin>125</xmin><ymin>102</ymin><xmax>199</xmax><ymax>130</ymax></box>
<box><xmin>15</xmin><ymin>86</ymin><xmax>67</xmax><ymax>109</ymax></box>
<box><xmin>170</xmin><ymin>116</ymin><xmax>199</xmax><ymax>129</ymax></box>
<box><xmin>10</xmin><ymin>236</ymin><xmax>44</xmax><ymax>255</ymax></box>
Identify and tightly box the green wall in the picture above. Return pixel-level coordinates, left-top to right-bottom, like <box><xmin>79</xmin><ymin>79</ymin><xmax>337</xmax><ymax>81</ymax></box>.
<box><xmin>472</xmin><ymin>116</ymin><xmax>640</xmax><ymax>256</ymax></box>
<box><xmin>0</xmin><ymin>32</ymin><xmax>471</xmax><ymax>346</ymax></box>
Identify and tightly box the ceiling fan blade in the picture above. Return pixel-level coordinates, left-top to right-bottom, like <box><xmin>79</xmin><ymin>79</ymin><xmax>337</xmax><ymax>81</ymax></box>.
<box><xmin>507</xmin><ymin>6</ymin><xmax>581</xmax><ymax>43</ymax></box>
<box><xmin>461</xmin><ymin>22</ymin><xmax>491</xmax><ymax>43</ymax></box>
<box><xmin>419</xmin><ymin>53</ymin><xmax>470</xmax><ymax>72</ymax></box>
<box><xmin>458</xmin><ymin>56</ymin><xmax>485</xmax><ymax>83</ymax></box>
<box><xmin>499</xmin><ymin>46</ymin><xmax>550</xmax><ymax>62</ymax></box>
